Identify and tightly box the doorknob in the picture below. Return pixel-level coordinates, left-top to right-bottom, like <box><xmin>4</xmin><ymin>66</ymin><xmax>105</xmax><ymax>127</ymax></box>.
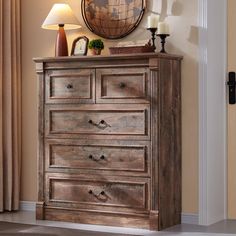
<box><xmin>227</xmin><ymin>72</ymin><xmax>236</xmax><ymax>104</ymax></box>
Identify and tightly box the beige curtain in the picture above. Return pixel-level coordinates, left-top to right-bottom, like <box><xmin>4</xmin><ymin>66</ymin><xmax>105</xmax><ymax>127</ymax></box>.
<box><xmin>0</xmin><ymin>0</ymin><xmax>21</xmax><ymax>211</ymax></box>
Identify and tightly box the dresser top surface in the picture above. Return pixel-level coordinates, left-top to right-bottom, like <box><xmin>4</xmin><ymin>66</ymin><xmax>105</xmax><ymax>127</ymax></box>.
<box><xmin>33</xmin><ymin>52</ymin><xmax>183</xmax><ymax>63</ymax></box>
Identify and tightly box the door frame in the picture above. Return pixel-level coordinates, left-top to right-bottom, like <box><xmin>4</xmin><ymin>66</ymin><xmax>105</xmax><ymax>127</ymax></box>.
<box><xmin>198</xmin><ymin>0</ymin><xmax>227</xmax><ymax>225</ymax></box>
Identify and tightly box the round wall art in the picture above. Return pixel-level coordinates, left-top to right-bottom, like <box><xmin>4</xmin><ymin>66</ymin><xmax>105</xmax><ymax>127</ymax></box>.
<box><xmin>81</xmin><ymin>0</ymin><xmax>146</xmax><ymax>39</ymax></box>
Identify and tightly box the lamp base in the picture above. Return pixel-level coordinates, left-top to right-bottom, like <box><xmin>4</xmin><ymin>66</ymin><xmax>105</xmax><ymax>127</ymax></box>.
<box><xmin>55</xmin><ymin>24</ymin><xmax>68</xmax><ymax>57</ymax></box>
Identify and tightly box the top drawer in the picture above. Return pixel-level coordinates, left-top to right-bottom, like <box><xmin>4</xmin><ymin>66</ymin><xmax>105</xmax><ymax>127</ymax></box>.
<box><xmin>45</xmin><ymin>69</ymin><xmax>95</xmax><ymax>104</ymax></box>
<box><xmin>96</xmin><ymin>68</ymin><xmax>150</xmax><ymax>103</ymax></box>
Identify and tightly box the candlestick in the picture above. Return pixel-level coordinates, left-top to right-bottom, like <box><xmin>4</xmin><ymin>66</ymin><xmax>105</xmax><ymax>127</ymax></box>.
<box><xmin>157</xmin><ymin>34</ymin><xmax>170</xmax><ymax>53</ymax></box>
<box><xmin>147</xmin><ymin>27</ymin><xmax>157</xmax><ymax>50</ymax></box>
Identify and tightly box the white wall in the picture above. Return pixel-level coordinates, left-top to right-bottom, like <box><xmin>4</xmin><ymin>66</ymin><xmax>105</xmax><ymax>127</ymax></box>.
<box><xmin>21</xmin><ymin>0</ymin><xmax>199</xmax><ymax>214</ymax></box>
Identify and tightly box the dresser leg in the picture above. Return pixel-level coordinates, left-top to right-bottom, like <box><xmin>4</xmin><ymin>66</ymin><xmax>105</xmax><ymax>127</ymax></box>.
<box><xmin>36</xmin><ymin>202</ymin><xmax>45</xmax><ymax>220</ymax></box>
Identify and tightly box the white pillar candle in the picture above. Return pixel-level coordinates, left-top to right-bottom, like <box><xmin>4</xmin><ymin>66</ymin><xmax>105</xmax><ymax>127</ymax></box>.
<box><xmin>158</xmin><ymin>22</ymin><xmax>170</xmax><ymax>35</ymax></box>
<box><xmin>147</xmin><ymin>15</ymin><xmax>159</xmax><ymax>28</ymax></box>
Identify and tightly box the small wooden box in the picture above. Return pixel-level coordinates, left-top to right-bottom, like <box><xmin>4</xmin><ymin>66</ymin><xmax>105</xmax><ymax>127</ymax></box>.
<box><xmin>109</xmin><ymin>45</ymin><xmax>155</xmax><ymax>54</ymax></box>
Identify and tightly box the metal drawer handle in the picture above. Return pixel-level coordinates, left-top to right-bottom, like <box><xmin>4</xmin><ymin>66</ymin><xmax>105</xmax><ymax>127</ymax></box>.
<box><xmin>88</xmin><ymin>119</ymin><xmax>111</xmax><ymax>130</ymax></box>
<box><xmin>88</xmin><ymin>155</ymin><xmax>105</xmax><ymax>161</ymax></box>
<box><xmin>66</xmin><ymin>84</ymin><xmax>73</xmax><ymax>89</ymax></box>
<box><xmin>88</xmin><ymin>190</ymin><xmax>105</xmax><ymax>197</ymax></box>
<box><xmin>119</xmin><ymin>82</ymin><xmax>126</xmax><ymax>89</ymax></box>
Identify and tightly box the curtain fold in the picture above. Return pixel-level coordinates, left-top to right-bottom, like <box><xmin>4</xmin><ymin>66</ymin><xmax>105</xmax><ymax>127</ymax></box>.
<box><xmin>0</xmin><ymin>0</ymin><xmax>21</xmax><ymax>212</ymax></box>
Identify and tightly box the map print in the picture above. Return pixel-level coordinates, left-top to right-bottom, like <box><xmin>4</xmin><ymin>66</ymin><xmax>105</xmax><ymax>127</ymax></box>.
<box><xmin>82</xmin><ymin>0</ymin><xmax>145</xmax><ymax>39</ymax></box>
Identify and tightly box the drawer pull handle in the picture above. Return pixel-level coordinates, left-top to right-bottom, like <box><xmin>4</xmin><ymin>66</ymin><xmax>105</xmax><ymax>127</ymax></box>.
<box><xmin>119</xmin><ymin>82</ymin><xmax>126</xmax><ymax>89</ymax></box>
<box><xmin>66</xmin><ymin>84</ymin><xmax>73</xmax><ymax>89</ymax></box>
<box><xmin>88</xmin><ymin>119</ymin><xmax>111</xmax><ymax>130</ymax></box>
<box><xmin>88</xmin><ymin>190</ymin><xmax>105</xmax><ymax>197</ymax></box>
<box><xmin>88</xmin><ymin>154</ymin><xmax>105</xmax><ymax>161</ymax></box>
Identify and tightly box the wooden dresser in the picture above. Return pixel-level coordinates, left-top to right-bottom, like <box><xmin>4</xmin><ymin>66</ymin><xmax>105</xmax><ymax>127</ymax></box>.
<box><xmin>34</xmin><ymin>53</ymin><xmax>182</xmax><ymax>231</ymax></box>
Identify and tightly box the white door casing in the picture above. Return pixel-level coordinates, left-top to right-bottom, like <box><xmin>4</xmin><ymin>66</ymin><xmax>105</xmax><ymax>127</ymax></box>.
<box><xmin>198</xmin><ymin>0</ymin><xmax>227</xmax><ymax>225</ymax></box>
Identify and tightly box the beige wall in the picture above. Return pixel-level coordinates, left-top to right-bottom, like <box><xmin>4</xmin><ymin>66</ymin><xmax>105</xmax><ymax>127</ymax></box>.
<box><xmin>228</xmin><ymin>0</ymin><xmax>236</xmax><ymax>219</ymax></box>
<box><xmin>21</xmin><ymin>0</ymin><xmax>199</xmax><ymax>213</ymax></box>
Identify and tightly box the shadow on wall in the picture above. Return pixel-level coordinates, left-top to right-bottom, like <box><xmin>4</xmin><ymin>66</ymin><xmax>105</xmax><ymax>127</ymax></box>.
<box><xmin>67</xmin><ymin>0</ymin><xmax>197</xmax><ymax>54</ymax></box>
<box><xmin>114</xmin><ymin>0</ymin><xmax>186</xmax><ymax>47</ymax></box>
<box><xmin>146</xmin><ymin>0</ymin><xmax>198</xmax><ymax>49</ymax></box>
<box><xmin>188</xmin><ymin>25</ymin><xmax>199</xmax><ymax>45</ymax></box>
<box><xmin>148</xmin><ymin>0</ymin><xmax>183</xmax><ymax>20</ymax></box>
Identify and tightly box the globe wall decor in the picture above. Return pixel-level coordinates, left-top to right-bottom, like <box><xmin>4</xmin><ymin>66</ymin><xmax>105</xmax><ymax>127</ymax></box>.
<box><xmin>81</xmin><ymin>0</ymin><xmax>146</xmax><ymax>39</ymax></box>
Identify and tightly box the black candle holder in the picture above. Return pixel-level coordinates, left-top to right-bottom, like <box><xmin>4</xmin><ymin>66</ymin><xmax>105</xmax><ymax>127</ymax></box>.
<box><xmin>157</xmin><ymin>34</ymin><xmax>170</xmax><ymax>53</ymax></box>
<box><xmin>147</xmin><ymin>28</ymin><xmax>157</xmax><ymax>50</ymax></box>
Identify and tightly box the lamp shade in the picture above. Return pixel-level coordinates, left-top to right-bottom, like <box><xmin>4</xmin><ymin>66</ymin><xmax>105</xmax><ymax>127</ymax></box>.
<box><xmin>42</xmin><ymin>3</ymin><xmax>81</xmax><ymax>30</ymax></box>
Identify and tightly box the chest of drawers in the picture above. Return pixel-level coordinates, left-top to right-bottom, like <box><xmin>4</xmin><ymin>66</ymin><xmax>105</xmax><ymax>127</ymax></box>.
<box><xmin>34</xmin><ymin>53</ymin><xmax>182</xmax><ymax>230</ymax></box>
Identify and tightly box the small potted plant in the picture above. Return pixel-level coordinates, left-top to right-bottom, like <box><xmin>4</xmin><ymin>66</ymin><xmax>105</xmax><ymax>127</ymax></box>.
<box><xmin>88</xmin><ymin>39</ymin><xmax>104</xmax><ymax>55</ymax></box>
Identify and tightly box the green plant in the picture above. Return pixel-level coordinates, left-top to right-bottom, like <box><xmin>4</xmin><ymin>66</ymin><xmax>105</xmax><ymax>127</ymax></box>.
<box><xmin>88</xmin><ymin>39</ymin><xmax>104</xmax><ymax>50</ymax></box>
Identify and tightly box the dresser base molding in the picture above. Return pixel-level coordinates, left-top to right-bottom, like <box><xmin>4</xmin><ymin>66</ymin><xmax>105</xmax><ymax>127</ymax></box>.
<box><xmin>20</xmin><ymin>201</ymin><xmax>197</xmax><ymax>226</ymax></box>
<box><xmin>38</xmin><ymin>205</ymin><xmax>158</xmax><ymax>230</ymax></box>
<box><xmin>36</xmin><ymin>202</ymin><xmax>45</xmax><ymax>220</ymax></box>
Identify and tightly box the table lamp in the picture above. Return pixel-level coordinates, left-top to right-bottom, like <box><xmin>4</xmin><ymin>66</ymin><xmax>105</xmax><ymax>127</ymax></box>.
<box><xmin>42</xmin><ymin>3</ymin><xmax>81</xmax><ymax>57</ymax></box>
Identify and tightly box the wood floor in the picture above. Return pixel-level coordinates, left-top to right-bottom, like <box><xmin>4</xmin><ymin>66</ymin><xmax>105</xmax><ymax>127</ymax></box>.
<box><xmin>0</xmin><ymin>221</ymin><xmax>132</xmax><ymax>236</ymax></box>
<box><xmin>0</xmin><ymin>211</ymin><xmax>236</xmax><ymax>235</ymax></box>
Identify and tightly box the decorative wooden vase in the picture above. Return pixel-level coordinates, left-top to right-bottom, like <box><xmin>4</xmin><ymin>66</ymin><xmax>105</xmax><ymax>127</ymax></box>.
<box><xmin>91</xmin><ymin>48</ymin><xmax>102</xmax><ymax>55</ymax></box>
<box><xmin>55</xmin><ymin>24</ymin><xmax>68</xmax><ymax>57</ymax></box>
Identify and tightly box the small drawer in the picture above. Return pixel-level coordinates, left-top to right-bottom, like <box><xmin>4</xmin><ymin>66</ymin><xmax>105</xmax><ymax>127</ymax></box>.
<box><xmin>45</xmin><ymin>69</ymin><xmax>95</xmax><ymax>104</ymax></box>
<box><xmin>45</xmin><ymin>139</ymin><xmax>150</xmax><ymax>176</ymax></box>
<box><xmin>45</xmin><ymin>104</ymin><xmax>150</xmax><ymax>140</ymax></box>
<box><xmin>96</xmin><ymin>68</ymin><xmax>150</xmax><ymax>103</ymax></box>
<box><xmin>45</xmin><ymin>174</ymin><xmax>150</xmax><ymax>212</ymax></box>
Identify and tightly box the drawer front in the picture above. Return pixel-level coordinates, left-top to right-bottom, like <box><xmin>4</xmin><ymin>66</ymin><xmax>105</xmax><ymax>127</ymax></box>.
<box><xmin>96</xmin><ymin>68</ymin><xmax>150</xmax><ymax>103</ymax></box>
<box><xmin>45</xmin><ymin>139</ymin><xmax>150</xmax><ymax>175</ymax></box>
<box><xmin>45</xmin><ymin>104</ymin><xmax>150</xmax><ymax>140</ymax></box>
<box><xmin>46</xmin><ymin>174</ymin><xmax>150</xmax><ymax>212</ymax></box>
<box><xmin>45</xmin><ymin>69</ymin><xmax>95</xmax><ymax>104</ymax></box>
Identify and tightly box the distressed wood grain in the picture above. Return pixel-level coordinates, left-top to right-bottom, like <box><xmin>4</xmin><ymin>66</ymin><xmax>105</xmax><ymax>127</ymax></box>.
<box><xmin>34</xmin><ymin>53</ymin><xmax>182</xmax><ymax>230</ymax></box>
<box><xmin>96</xmin><ymin>67</ymin><xmax>150</xmax><ymax>103</ymax></box>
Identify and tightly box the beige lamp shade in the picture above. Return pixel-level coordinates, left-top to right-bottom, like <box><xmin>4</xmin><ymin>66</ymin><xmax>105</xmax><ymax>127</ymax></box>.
<box><xmin>42</xmin><ymin>3</ymin><xmax>81</xmax><ymax>30</ymax></box>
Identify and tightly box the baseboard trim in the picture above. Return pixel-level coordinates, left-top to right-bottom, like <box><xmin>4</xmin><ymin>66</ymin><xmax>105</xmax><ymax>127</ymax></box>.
<box><xmin>181</xmin><ymin>213</ymin><xmax>199</xmax><ymax>225</ymax></box>
<box><xmin>20</xmin><ymin>201</ymin><xmax>36</xmax><ymax>212</ymax></box>
<box><xmin>20</xmin><ymin>201</ymin><xmax>199</xmax><ymax>225</ymax></box>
